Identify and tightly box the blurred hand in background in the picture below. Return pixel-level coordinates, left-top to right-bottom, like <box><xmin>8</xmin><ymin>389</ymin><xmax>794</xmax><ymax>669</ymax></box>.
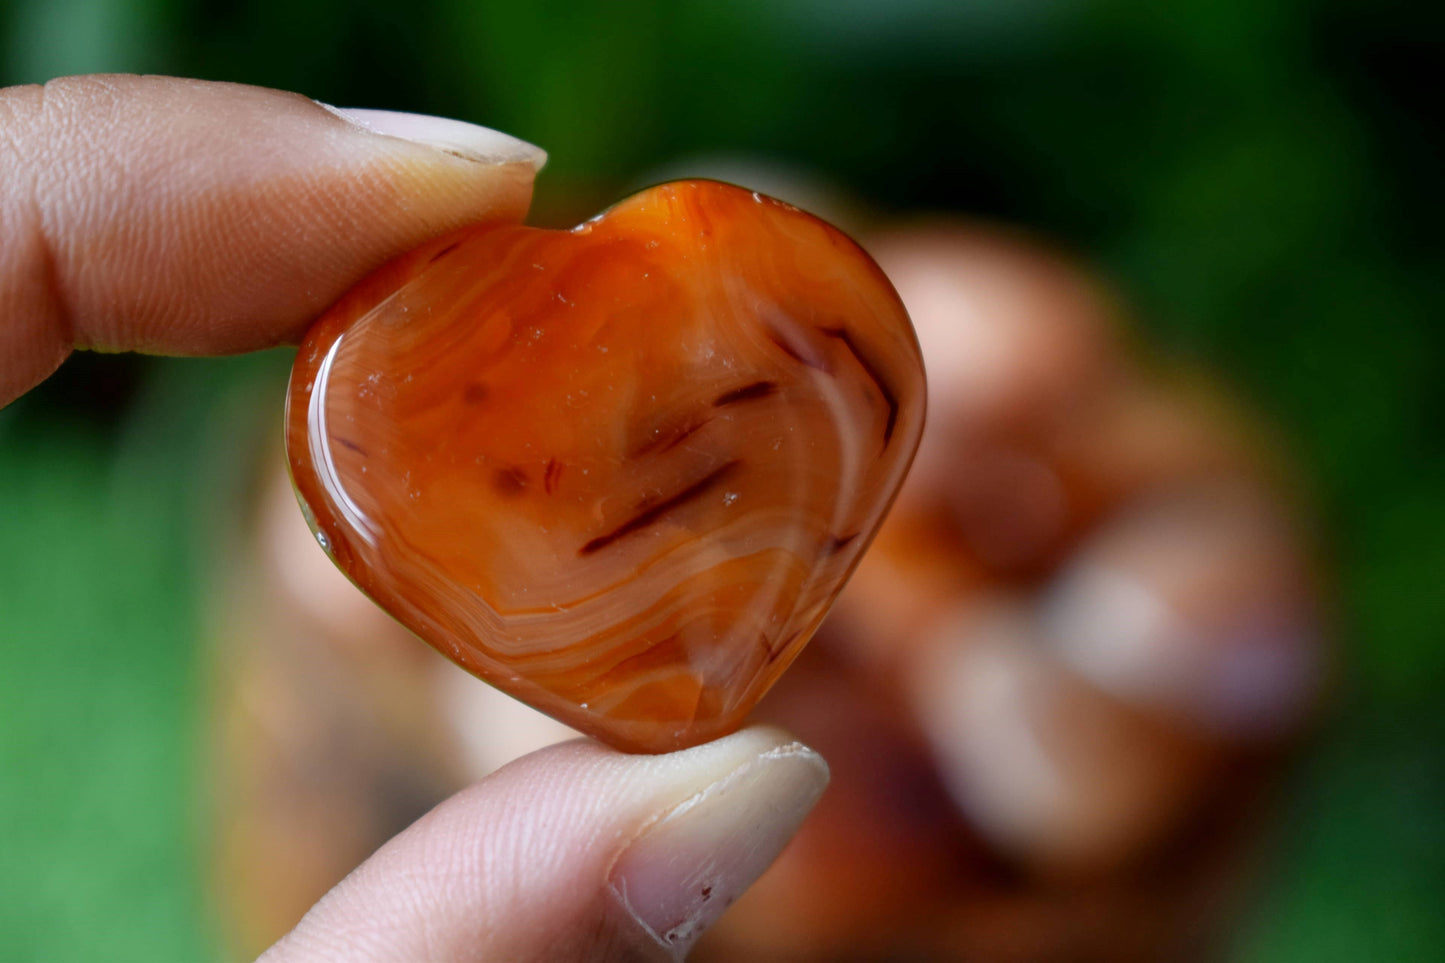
<box><xmin>700</xmin><ymin>220</ymin><xmax>1328</xmax><ymax>961</ymax></box>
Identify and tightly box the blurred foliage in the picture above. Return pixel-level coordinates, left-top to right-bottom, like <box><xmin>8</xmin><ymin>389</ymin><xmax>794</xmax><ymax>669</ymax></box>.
<box><xmin>0</xmin><ymin>0</ymin><xmax>1441</xmax><ymax>959</ymax></box>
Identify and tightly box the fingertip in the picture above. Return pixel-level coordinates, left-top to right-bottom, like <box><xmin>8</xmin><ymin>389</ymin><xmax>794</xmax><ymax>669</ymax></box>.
<box><xmin>263</xmin><ymin>726</ymin><xmax>828</xmax><ymax>963</ymax></box>
<box><xmin>606</xmin><ymin>734</ymin><xmax>828</xmax><ymax>958</ymax></box>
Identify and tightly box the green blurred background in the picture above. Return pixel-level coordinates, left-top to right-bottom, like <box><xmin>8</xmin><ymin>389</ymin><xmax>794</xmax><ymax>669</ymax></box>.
<box><xmin>1</xmin><ymin>0</ymin><xmax>1441</xmax><ymax>959</ymax></box>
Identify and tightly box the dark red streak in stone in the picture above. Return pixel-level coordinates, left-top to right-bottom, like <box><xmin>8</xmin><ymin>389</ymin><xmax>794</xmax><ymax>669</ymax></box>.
<box><xmin>630</xmin><ymin>417</ymin><xmax>711</xmax><ymax>457</ymax></box>
<box><xmin>543</xmin><ymin>458</ymin><xmax>562</xmax><ymax>494</ymax></box>
<box><xmin>493</xmin><ymin>466</ymin><xmax>528</xmax><ymax>496</ymax></box>
<box><xmin>821</xmin><ymin>327</ymin><xmax>899</xmax><ymax>444</ymax></box>
<box><xmin>335</xmin><ymin>437</ymin><xmax>367</xmax><ymax>455</ymax></box>
<box><xmin>823</xmin><ymin>532</ymin><xmax>860</xmax><ymax>554</ymax></box>
<box><xmin>429</xmin><ymin>241</ymin><xmax>461</xmax><ymax>263</ymax></box>
<box><xmin>580</xmin><ymin>459</ymin><xmax>743</xmax><ymax>555</ymax></box>
<box><xmin>713</xmin><ymin>380</ymin><xmax>778</xmax><ymax>407</ymax></box>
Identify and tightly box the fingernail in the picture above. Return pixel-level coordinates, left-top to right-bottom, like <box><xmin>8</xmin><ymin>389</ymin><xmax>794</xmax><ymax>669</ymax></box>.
<box><xmin>324</xmin><ymin>106</ymin><xmax>547</xmax><ymax>170</ymax></box>
<box><xmin>608</xmin><ymin>738</ymin><xmax>829</xmax><ymax>959</ymax></box>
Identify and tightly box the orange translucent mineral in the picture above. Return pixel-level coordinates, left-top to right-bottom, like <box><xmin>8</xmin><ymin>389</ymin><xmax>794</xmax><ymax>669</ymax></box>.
<box><xmin>285</xmin><ymin>180</ymin><xmax>925</xmax><ymax>752</ymax></box>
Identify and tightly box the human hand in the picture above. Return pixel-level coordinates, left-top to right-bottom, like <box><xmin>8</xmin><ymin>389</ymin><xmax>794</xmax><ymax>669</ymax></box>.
<box><xmin>1</xmin><ymin>75</ymin><xmax>828</xmax><ymax>961</ymax></box>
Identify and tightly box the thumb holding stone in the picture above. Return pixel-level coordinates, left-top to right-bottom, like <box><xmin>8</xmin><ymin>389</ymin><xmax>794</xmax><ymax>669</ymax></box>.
<box><xmin>0</xmin><ymin>74</ymin><xmax>544</xmax><ymax>404</ymax></box>
<box><xmin>260</xmin><ymin>727</ymin><xmax>828</xmax><ymax>963</ymax></box>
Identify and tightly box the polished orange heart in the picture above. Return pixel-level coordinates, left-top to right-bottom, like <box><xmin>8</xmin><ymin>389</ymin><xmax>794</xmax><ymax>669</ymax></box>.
<box><xmin>286</xmin><ymin>180</ymin><xmax>924</xmax><ymax>752</ymax></box>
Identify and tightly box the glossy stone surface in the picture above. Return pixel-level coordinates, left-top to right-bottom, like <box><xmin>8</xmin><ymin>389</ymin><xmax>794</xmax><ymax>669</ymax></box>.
<box><xmin>286</xmin><ymin>180</ymin><xmax>924</xmax><ymax>752</ymax></box>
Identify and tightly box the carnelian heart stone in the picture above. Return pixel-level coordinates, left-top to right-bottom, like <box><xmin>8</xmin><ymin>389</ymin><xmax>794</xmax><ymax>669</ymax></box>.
<box><xmin>286</xmin><ymin>179</ymin><xmax>925</xmax><ymax>752</ymax></box>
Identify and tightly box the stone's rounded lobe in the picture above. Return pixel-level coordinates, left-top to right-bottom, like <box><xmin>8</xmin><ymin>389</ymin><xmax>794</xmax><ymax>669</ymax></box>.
<box><xmin>285</xmin><ymin>180</ymin><xmax>925</xmax><ymax>753</ymax></box>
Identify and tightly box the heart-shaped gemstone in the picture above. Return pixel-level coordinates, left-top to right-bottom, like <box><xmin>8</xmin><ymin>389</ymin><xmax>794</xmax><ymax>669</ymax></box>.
<box><xmin>286</xmin><ymin>180</ymin><xmax>924</xmax><ymax>752</ymax></box>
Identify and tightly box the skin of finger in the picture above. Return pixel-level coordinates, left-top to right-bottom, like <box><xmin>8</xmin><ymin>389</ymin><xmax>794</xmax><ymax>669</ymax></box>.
<box><xmin>260</xmin><ymin>727</ymin><xmax>809</xmax><ymax>963</ymax></box>
<box><xmin>0</xmin><ymin>74</ymin><xmax>538</xmax><ymax>404</ymax></box>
